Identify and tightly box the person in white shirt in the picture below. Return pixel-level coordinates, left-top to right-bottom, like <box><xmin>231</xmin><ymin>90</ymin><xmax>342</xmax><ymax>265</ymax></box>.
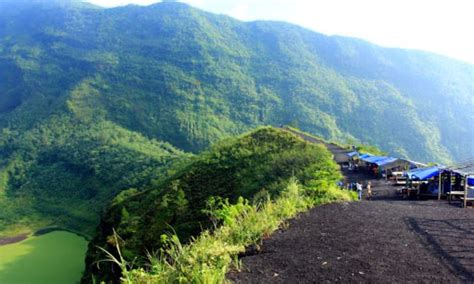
<box><xmin>356</xmin><ymin>182</ymin><xmax>363</xmax><ymax>200</ymax></box>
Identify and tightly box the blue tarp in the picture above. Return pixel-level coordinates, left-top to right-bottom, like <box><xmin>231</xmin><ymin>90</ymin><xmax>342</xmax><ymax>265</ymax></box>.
<box><xmin>376</xmin><ymin>157</ymin><xmax>399</xmax><ymax>167</ymax></box>
<box><xmin>363</xmin><ymin>156</ymin><xmax>388</xmax><ymax>163</ymax></box>
<box><xmin>358</xmin><ymin>153</ymin><xmax>372</xmax><ymax>159</ymax></box>
<box><xmin>407</xmin><ymin>166</ymin><xmax>439</xmax><ymax>180</ymax></box>
<box><xmin>346</xmin><ymin>151</ymin><xmax>358</xmax><ymax>157</ymax></box>
<box><xmin>468</xmin><ymin>177</ymin><xmax>474</xmax><ymax>187</ymax></box>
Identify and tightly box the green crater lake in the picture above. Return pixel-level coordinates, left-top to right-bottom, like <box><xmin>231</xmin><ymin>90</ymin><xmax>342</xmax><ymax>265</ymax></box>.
<box><xmin>0</xmin><ymin>231</ymin><xmax>88</xmax><ymax>284</ymax></box>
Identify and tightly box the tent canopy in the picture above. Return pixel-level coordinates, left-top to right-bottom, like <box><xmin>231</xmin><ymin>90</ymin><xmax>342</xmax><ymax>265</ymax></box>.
<box><xmin>346</xmin><ymin>151</ymin><xmax>358</xmax><ymax>158</ymax></box>
<box><xmin>362</xmin><ymin>155</ymin><xmax>388</xmax><ymax>163</ymax></box>
<box><xmin>451</xmin><ymin>165</ymin><xmax>474</xmax><ymax>176</ymax></box>
<box><xmin>446</xmin><ymin>159</ymin><xmax>474</xmax><ymax>176</ymax></box>
<box><xmin>468</xmin><ymin>177</ymin><xmax>474</xmax><ymax>187</ymax></box>
<box><xmin>407</xmin><ymin>166</ymin><xmax>439</xmax><ymax>180</ymax></box>
<box><xmin>406</xmin><ymin>160</ymin><xmax>428</xmax><ymax>168</ymax></box>
<box><xmin>358</xmin><ymin>153</ymin><xmax>373</xmax><ymax>159</ymax></box>
<box><xmin>376</xmin><ymin>157</ymin><xmax>398</xmax><ymax>167</ymax></box>
<box><xmin>379</xmin><ymin>158</ymin><xmax>419</xmax><ymax>170</ymax></box>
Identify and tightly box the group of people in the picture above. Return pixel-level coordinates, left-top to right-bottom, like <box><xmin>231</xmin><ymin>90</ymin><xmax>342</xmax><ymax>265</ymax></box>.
<box><xmin>367</xmin><ymin>164</ymin><xmax>380</xmax><ymax>178</ymax></box>
<box><xmin>348</xmin><ymin>160</ymin><xmax>381</xmax><ymax>179</ymax></box>
<box><xmin>338</xmin><ymin>180</ymin><xmax>372</xmax><ymax>200</ymax></box>
<box><xmin>347</xmin><ymin>161</ymin><xmax>359</xmax><ymax>172</ymax></box>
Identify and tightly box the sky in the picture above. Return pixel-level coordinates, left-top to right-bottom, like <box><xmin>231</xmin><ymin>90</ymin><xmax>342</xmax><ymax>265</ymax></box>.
<box><xmin>86</xmin><ymin>0</ymin><xmax>474</xmax><ymax>65</ymax></box>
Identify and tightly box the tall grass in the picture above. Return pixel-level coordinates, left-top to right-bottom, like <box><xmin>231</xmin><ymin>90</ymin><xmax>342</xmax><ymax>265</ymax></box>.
<box><xmin>104</xmin><ymin>179</ymin><xmax>355</xmax><ymax>283</ymax></box>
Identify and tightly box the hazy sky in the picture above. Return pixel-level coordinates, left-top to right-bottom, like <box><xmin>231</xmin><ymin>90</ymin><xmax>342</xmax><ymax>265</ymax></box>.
<box><xmin>86</xmin><ymin>0</ymin><xmax>474</xmax><ymax>65</ymax></box>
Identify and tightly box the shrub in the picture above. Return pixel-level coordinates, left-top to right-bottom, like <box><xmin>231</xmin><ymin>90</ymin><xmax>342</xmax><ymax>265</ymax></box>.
<box><xmin>103</xmin><ymin>178</ymin><xmax>355</xmax><ymax>283</ymax></box>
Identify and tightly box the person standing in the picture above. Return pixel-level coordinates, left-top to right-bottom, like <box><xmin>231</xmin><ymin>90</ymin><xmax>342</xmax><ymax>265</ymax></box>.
<box><xmin>356</xmin><ymin>181</ymin><xmax>363</xmax><ymax>200</ymax></box>
<box><xmin>366</xmin><ymin>181</ymin><xmax>372</xmax><ymax>200</ymax></box>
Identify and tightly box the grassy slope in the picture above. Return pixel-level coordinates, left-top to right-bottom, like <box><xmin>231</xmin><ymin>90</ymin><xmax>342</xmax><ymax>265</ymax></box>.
<box><xmin>126</xmin><ymin>180</ymin><xmax>355</xmax><ymax>283</ymax></box>
<box><xmin>83</xmin><ymin>127</ymin><xmax>355</xmax><ymax>282</ymax></box>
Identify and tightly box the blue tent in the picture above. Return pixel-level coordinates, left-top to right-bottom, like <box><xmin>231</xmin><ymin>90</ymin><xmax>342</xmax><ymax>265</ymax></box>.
<box><xmin>358</xmin><ymin>153</ymin><xmax>373</xmax><ymax>160</ymax></box>
<box><xmin>363</xmin><ymin>156</ymin><xmax>388</xmax><ymax>163</ymax></box>
<box><xmin>468</xmin><ymin>176</ymin><xmax>474</xmax><ymax>187</ymax></box>
<box><xmin>375</xmin><ymin>157</ymin><xmax>398</xmax><ymax>166</ymax></box>
<box><xmin>407</xmin><ymin>166</ymin><xmax>439</xmax><ymax>180</ymax></box>
<box><xmin>346</xmin><ymin>151</ymin><xmax>358</xmax><ymax>158</ymax></box>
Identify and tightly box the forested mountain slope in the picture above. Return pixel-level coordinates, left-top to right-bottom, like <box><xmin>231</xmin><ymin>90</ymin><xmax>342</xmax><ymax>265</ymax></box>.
<box><xmin>0</xmin><ymin>1</ymin><xmax>472</xmax><ymax>236</ymax></box>
<box><xmin>82</xmin><ymin>127</ymin><xmax>344</xmax><ymax>283</ymax></box>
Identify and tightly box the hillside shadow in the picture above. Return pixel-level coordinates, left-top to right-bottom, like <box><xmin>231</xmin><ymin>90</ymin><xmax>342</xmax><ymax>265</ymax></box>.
<box><xmin>405</xmin><ymin>217</ymin><xmax>474</xmax><ymax>282</ymax></box>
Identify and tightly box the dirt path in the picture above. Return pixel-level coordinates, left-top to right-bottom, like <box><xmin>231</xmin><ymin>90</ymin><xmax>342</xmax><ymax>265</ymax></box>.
<box><xmin>0</xmin><ymin>233</ymin><xmax>28</xmax><ymax>246</ymax></box>
<box><xmin>228</xmin><ymin>131</ymin><xmax>474</xmax><ymax>283</ymax></box>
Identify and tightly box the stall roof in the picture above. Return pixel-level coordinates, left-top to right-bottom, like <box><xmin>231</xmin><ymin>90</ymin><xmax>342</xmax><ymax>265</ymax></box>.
<box><xmin>362</xmin><ymin>156</ymin><xmax>388</xmax><ymax>163</ymax></box>
<box><xmin>376</xmin><ymin>157</ymin><xmax>399</xmax><ymax>166</ymax></box>
<box><xmin>346</xmin><ymin>151</ymin><xmax>358</xmax><ymax>157</ymax></box>
<box><xmin>450</xmin><ymin>163</ymin><xmax>474</xmax><ymax>176</ymax></box>
<box><xmin>359</xmin><ymin>153</ymin><xmax>372</xmax><ymax>159</ymax></box>
<box><xmin>441</xmin><ymin>159</ymin><xmax>474</xmax><ymax>178</ymax></box>
<box><xmin>407</xmin><ymin>166</ymin><xmax>439</xmax><ymax>180</ymax></box>
<box><xmin>406</xmin><ymin>160</ymin><xmax>428</xmax><ymax>168</ymax></box>
<box><xmin>378</xmin><ymin>158</ymin><xmax>416</xmax><ymax>170</ymax></box>
<box><xmin>469</xmin><ymin>177</ymin><xmax>474</xmax><ymax>187</ymax></box>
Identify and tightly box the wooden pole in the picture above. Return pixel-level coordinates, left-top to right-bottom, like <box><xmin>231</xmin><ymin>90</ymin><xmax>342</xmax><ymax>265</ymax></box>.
<box><xmin>464</xmin><ymin>174</ymin><xmax>468</xmax><ymax>208</ymax></box>
<box><xmin>438</xmin><ymin>171</ymin><xmax>442</xmax><ymax>200</ymax></box>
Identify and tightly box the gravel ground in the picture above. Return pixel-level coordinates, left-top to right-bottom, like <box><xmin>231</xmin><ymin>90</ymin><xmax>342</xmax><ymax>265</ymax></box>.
<box><xmin>228</xmin><ymin>159</ymin><xmax>474</xmax><ymax>283</ymax></box>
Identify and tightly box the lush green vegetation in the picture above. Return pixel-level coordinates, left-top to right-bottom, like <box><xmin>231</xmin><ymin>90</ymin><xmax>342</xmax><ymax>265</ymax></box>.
<box><xmin>0</xmin><ymin>1</ymin><xmax>472</xmax><ymax>277</ymax></box>
<box><xmin>0</xmin><ymin>231</ymin><xmax>88</xmax><ymax>284</ymax></box>
<box><xmin>117</xmin><ymin>180</ymin><xmax>354</xmax><ymax>283</ymax></box>
<box><xmin>0</xmin><ymin>116</ymin><xmax>188</xmax><ymax>236</ymax></box>
<box><xmin>0</xmin><ymin>0</ymin><xmax>471</xmax><ymax>159</ymax></box>
<box><xmin>356</xmin><ymin>144</ymin><xmax>386</xmax><ymax>156</ymax></box>
<box><xmin>82</xmin><ymin>127</ymin><xmax>353</xmax><ymax>282</ymax></box>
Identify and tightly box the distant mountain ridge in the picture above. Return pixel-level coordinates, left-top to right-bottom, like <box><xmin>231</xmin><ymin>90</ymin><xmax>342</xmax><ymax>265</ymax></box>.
<box><xmin>1</xmin><ymin>1</ymin><xmax>472</xmax><ymax>159</ymax></box>
<box><xmin>0</xmin><ymin>1</ymin><xmax>472</xmax><ymax>235</ymax></box>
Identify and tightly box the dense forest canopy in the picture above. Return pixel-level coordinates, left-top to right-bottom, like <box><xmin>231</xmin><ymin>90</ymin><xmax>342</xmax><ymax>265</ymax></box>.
<box><xmin>0</xmin><ymin>1</ymin><xmax>472</xmax><ymax>237</ymax></box>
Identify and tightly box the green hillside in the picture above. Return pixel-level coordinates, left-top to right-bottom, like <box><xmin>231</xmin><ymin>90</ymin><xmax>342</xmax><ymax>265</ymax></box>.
<box><xmin>0</xmin><ymin>0</ymin><xmax>472</xmax><ymax>238</ymax></box>
<box><xmin>1</xmin><ymin>1</ymin><xmax>473</xmax><ymax>157</ymax></box>
<box><xmin>82</xmin><ymin>127</ymin><xmax>347</xmax><ymax>282</ymax></box>
<box><xmin>0</xmin><ymin>115</ymin><xmax>187</xmax><ymax>236</ymax></box>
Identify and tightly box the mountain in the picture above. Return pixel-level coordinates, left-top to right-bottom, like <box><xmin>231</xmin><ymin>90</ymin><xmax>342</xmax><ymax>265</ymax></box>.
<box><xmin>0</xmin><ymin>1</ymin><xmax>472</xmax><ymax>236</ymax></box>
